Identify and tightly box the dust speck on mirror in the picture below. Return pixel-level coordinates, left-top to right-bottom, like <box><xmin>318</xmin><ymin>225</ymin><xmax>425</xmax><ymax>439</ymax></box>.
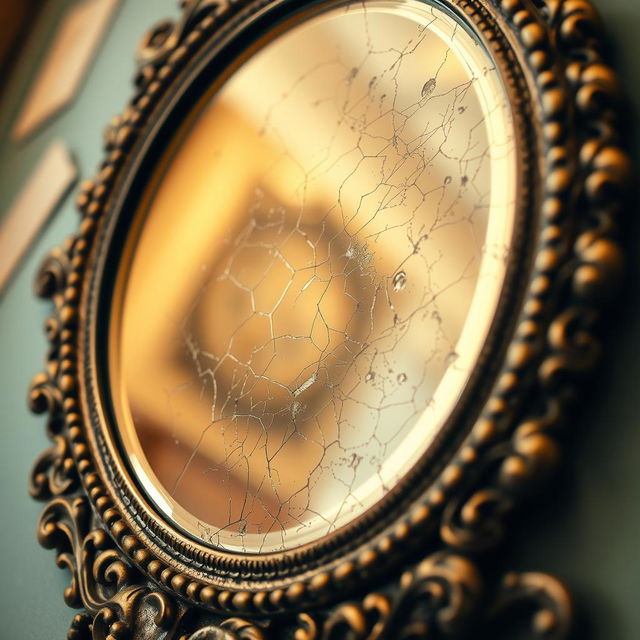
<box><xmin>109</xmin><ymin>0</ymin><xmax>517</xmax><ymax>553</ymax></box>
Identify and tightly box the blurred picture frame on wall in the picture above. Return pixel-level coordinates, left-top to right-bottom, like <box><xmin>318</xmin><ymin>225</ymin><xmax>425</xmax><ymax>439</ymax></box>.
<box><xmin>0</xmin><ymin>139</ymin><xmax>77</xmax><ymax>293</ymax></box>
<box><xmin>11</xmin><ymin>0</ymin><xmax>120</xmax><ymax>141</ymax></box>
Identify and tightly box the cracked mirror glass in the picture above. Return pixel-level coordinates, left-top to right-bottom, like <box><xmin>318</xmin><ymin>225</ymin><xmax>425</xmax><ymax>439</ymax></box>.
<box><xmin>109</xmin><ymin>0</ymin><xmax>517</xmax><ymax>553</ymax></box>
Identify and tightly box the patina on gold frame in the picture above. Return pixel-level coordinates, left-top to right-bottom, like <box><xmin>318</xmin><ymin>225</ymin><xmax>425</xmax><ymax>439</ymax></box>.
<box><xmin>29</xmin><ymin>0</ymin><xmax>629</xmax><ymax>638</ymax></box>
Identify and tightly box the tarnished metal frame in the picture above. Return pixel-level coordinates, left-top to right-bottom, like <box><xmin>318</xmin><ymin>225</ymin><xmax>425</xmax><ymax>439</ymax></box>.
<box><xmin>28</xmin><ymin>0</ymin><xmax>628</xmax><ymax>638</ymax></box>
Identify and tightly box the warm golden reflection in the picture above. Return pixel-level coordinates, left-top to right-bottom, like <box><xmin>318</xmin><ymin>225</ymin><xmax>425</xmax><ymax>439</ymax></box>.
<box><xmin>110</xmin><ymin>0</ymin><xmax>517</xmax><ymax>552</ymax></box>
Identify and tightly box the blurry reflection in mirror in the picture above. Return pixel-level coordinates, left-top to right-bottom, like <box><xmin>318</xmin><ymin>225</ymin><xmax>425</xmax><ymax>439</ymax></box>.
<box><xmin>109</xmin><ymin>0</ymin><xmax>517</xmax><ymax>553</ymax></box>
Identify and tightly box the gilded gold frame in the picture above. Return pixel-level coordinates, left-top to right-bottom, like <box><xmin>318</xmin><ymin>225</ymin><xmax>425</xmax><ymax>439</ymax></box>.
<box><xmin>29</xmin><ymin>0</ymin><xmax>629</xmax><ymax>638</ymax></box>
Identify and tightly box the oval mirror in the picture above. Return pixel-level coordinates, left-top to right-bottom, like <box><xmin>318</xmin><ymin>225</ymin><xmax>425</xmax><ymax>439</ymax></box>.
<box><xmin>108</xmin><ymin>0</ymin><xmax>517</xmax><ymax>553</ymax></box>
<box><xmin>29</xmin><ymin>0</ymin><xmax>627</xmax><ymax>635</ymax></box>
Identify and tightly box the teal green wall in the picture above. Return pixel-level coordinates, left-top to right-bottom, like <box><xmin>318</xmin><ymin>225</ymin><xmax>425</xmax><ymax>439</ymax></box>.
<box><xmin>0</xmin><ymin>3</ymin><xmax>177</xmax><ymax>638</ymax></box>
<box><xmin>0</xmin><ymin>1</ymin><xmax>637</xmax><ymax>637</ymax></box>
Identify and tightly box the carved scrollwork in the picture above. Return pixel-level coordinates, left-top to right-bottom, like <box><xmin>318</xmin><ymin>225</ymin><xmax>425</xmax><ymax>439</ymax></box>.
<box><xmin>38</xmin><ymin>497</ymin><xmax>133</xmax><ymax>610</ymax></box>
<box><xmin>29</xmin><ymin>434</ymin><xmax>78</xmax><ymax>500</ymax></box>
<box><xmin>29</xmin><ymin>369</ymin><xmax>64</xmax><ymax>432</ymax></box>
<box><xmin>37</xmin><ymin>496</ymin><xmax>267</xmax><ymax>640</ymax></box>
<box><xmin>134</xmin><ymin>0</ymin><xmax>240</xmax><ymax>94</ymax></box>
<box><xmin>296</xmin><ymin>553</ymin><xmax>482</xmax><ymax>640</ymax></box>
<box><xmin>295</xmin><ymin>555</ymin><xmax>571</xmax><ymax>640</ymax></box>
<box><xmin>390</xmin><ymin>554</ymin><xmax>483</xmax><ymax>638</ymax></box>
<box><xmin>319</xmin><ymin>595</ymin><xmax>393</xmax><ymax>640</ymax></box>
<box><xmin>491</xmin><ymin>572</ymin><xmax>573</xmax><ymax>639</ymax></box>
<box><xmin>29</xmin><ymin>238</ymin><xmax>79</xmax><ymax>501</ymax></box>
<box><xmin>137</xmin><ymin>0</ymin><xmax>225</xmax><ymax>66</ymax></box>
<box><xmin>34</xmin><ymin>242</ymin><xmax>73</xmax><ymax>302</ymax></box>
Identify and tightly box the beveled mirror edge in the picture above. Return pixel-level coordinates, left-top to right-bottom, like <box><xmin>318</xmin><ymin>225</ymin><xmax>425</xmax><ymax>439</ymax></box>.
<box><xmin>27</xmin><ymin>0</ymin><xmax>629</xmax><ymax>638</ymax></box>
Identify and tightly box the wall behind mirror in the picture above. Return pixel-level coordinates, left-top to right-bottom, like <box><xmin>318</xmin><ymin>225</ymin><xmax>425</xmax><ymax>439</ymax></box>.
<box><xmin>0</xmin><ymin>1</ymin><xmax>637</xmax><ymax>638</ymax></box>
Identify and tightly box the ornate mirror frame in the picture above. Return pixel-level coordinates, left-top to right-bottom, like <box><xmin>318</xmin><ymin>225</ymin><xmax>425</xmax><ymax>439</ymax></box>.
<box><xmin>29</xmin><ymin>0</ymin><xmax>629</xmax><ymax>638</ymax></box>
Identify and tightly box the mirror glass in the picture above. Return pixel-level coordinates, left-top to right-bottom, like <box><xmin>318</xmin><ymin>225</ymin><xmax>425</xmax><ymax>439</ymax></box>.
<box><xmin>109</xmin><ymin>0</ymin><xmax>517</xmax><ymax>553</ymax></box>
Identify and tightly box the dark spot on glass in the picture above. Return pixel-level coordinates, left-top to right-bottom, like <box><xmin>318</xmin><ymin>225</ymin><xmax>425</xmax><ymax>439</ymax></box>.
<box><xmin>421</xmin><ymin>77</ymin><xmax>437</xmax><ymax>98</ymax></box>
